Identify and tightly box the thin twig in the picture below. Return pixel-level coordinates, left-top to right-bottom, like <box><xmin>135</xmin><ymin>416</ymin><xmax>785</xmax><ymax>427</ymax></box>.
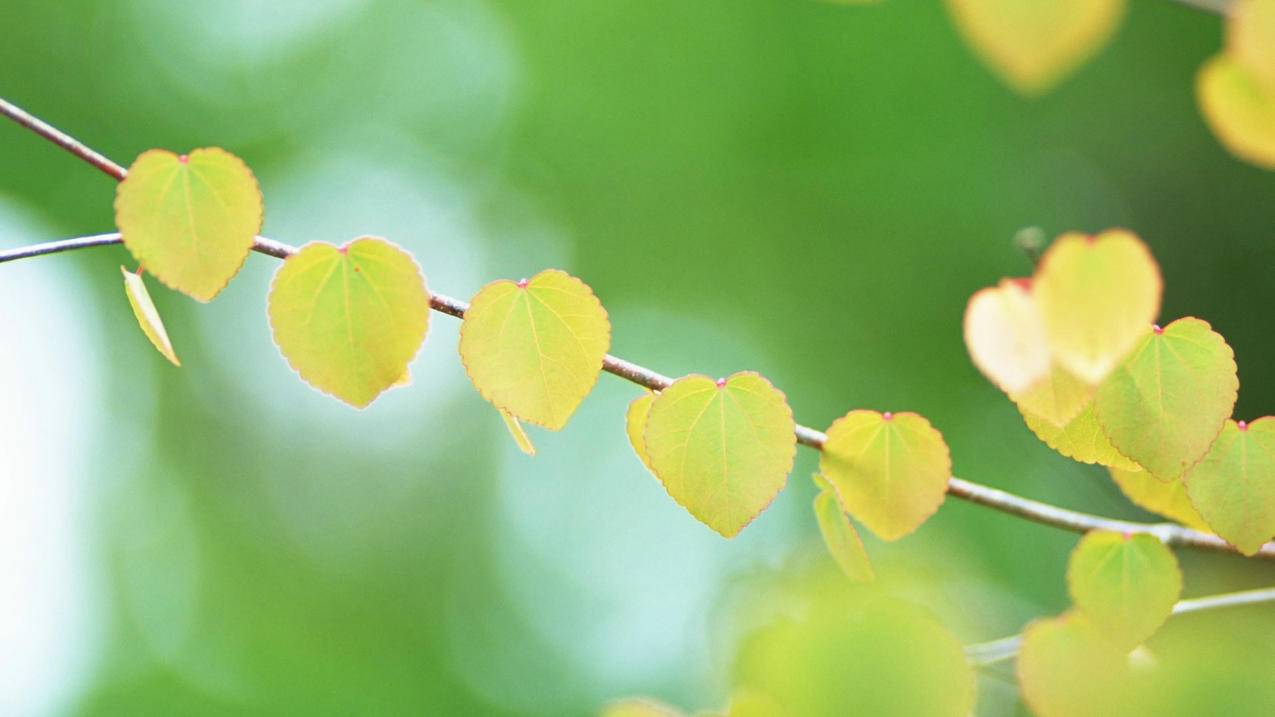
<box><xmin>0</xmin><ymin>97</ymin><xmax>127</xmax><ymax>180</ymax></box>
<box><xmin>1168</xmin><ymin>0</ymin><xmax>1230</xmax><ymax>15</ymax></box>
<box><xmin>2</xmin><ymin>96</ymin><xmax>1273</xmax><ymax>561</ymax></box>
<box><xmin>966</xmin><ymin>586</ymin><xmax>1275</xmax><ymax>666</ymax></box>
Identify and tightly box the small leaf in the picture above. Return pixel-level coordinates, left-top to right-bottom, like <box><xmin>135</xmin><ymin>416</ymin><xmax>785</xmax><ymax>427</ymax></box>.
<box><xmin>1017</xmin><ymin>612</ymin><xmax>1135</xmax><ymax>717</ymax></box>
<box><xmin>500</xmin><ymin>408</ymin><xmax>536</xmax><ymax>456</ymax></box>
<box><xmin>1010</xmin><ymin>362</ymin><xmax>1092</xmax><ymax>427</ymax></box>
<box><xmin>1022</xmin><ymin>400</ymin><xmax>1139</xmax><ymax>470</ymax></box>
<box><xmin>1034</xmin><ymin>230</ymin><xmax>1162</xmax><ymax>385</ymax></box>
<box><xmin>625</xmin><ymin>391</ymin><xmax>656</xmax><ymax>471</ymax></box>
<box><xmin>963</xmin><ymin>278</ymin><xmax>1050</xmax><ymax>395</ymax></box>
<box><xmin>1109</xmin><ymin>466</ymin><xmax>1210</xmax><ymax>532</ymax></box>
<box><xmin>599</xmin><ymin>699</ymin><xmax>684</xmax><ymax>717</ymax></box>
<box><xmin>811</xmin><ymin>474</ymin><xmax>875</xmax><ymax>582</ymax></box>
<box><xmin>643</xmin><ymin>372</ymin><xmax>796</xmax><ymax>538</ymax></box>
<box><xmin>1183</xmin><ymin>418</ymin><xmax>1275</xmax><ymax>556</ymax></box>
<box><xmin>114</xmin><ymin>148</ymin><xmax>263</xmax><ymax>302</ymax></box>
<box><xmin>121</xmin><ymin>267</ymin><xmax>180</xmax><ymax>366</ymax></box>
<box><xmin>819</xmin><ymin>411</ymin><xmax>951</xmax><ymax>541</ymax></box>
<box><xmin>1066</xmin><ymin>530</ymin><xmax>1182</xmax><ymax>651</ymax></box>
<box><xmin>1230</xmin><ymin>0</ymin><xmax>1275</xmax><ymax>94</ymax></box>
<box><xmin>1095</xmin><ymin>318</ymin><xmax>1238</xmax><ymax>481</ymax></box>
<box><xmin>267</xmin><ymin>237</ymin><xmax>430</xmax><ymax>408</ymax></box>
<box><xmin>459</xmin><ymin>269</ymin><xmax>611</xmax><ymax>430</ymax></box>
<box><xmin>1197</xmin><ymin>54</ymin><xmax>1275</xmax><ymax>169</ymax></box>
<box><xmin>944</xmin><ymin>0</ymin><xmax>1126</xmax><ymax>95</ymax></box>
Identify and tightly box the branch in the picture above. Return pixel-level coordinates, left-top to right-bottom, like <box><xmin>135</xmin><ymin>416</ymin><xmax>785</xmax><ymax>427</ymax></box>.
<box><xmin>1168</xmin><ymin>0</ymin><xmax>1230</xmax><ymax>15</ymax></box>
<box><xmin>2</xmin><ymin>97</ymin><xmax>1273</xmax><ymax>561</ymax></box>
<box><xmin>965</xmin><ymin>586</ymin><xmax>1275</xmax><ymax>666</ymax></box>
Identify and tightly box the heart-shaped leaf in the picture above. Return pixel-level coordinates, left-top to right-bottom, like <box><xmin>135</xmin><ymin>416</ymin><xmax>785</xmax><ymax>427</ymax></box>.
<box><xmin>1067</xmin><ymin>530</ymin><xmax>1182</xmax><ymax>652</ymax></box>
<box><xmin>459</xmin><ymin>269</ymin><xmax>610</xmax><ymax>431</ymax></box>
<box><xmin>1230</xmin><ymin>0</ymin><xmax>1275</xmax><ymax>94</ymax></box>
<box><xmin>121</xmin><ymin>267</ymin><xmax>180</xmax><ymax>366</ymax></box>
<box><xmin>944</xmin><ymin>0</ymin><xmax>1126</xmax><ymax>95</ymax></box>
<box><xmin>819</xmin><ymin>411</ymin><xmax>951</xmax><ymax>541</ymax></box>
<box><xmin>812</xmin><ymin>474</ymin><xmax>874</xmax><ymax>583</ymax></box>
<box><xmin>1183</xmin><ymin>418</ymin><xmax>1275</xmax><ymax>556</ymax></box>
<box><xmin>1197</xmin><ymin>54</ymin><xmax>1275</xmax><ymax>169</ymax></box>
<box><xmin>624</xmin><ymin>391</ymin><xmax>656</xmax><ymax>472</ymax></box>
<box><xmin>1034</xmin><ymin>230</ymin><xmax>1162</xmax><ymax>385</ymax></box>
<box><xmin>115</xmin><ymin>148</ymin><xmax>263</xmax><ymax>302</ymax></box>
<box><xmin>1010</xmin><ymin>362</ymin><xmax>1092</xmax><ymax>427</ymax></box>
<box><xmin>642</xmin><ymin>372</ymin><xmax>796</xmax><ymax>538</ymax></box>
<box><xmin>268</xmin><ymin>237</ymin><xmax>431</xmax><ymax>408</ymax></box>
<box><xmin>1095</xmin><ymin>318</ymin><xmax>1238</xmax><ymax>481</ymax></box>
<box><xmin>963</xmin><ymin>278</ymin><xmax>1050</xmax><ymax>395</ymax></box>
<box><xmin>1022</xmin><ymin>400</ymin><xmax>1139</xmax><ymax>470</ymax></box>
<box><xmin>1017</xmin><ymin>612</ymin><xmax>1136</xmax><ymax>717</ymax></box>
<box><xmin>1109</xmin><ymin>467</ymin><xmax>1210</xmax><ymax>533</ymax></box>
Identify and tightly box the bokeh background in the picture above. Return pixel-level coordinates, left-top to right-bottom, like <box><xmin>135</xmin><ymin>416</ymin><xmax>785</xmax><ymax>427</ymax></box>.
<box><xmin>2</xmin><ymin>1</ymin><xmax>1275</xmax><ymax>715</ymax></box>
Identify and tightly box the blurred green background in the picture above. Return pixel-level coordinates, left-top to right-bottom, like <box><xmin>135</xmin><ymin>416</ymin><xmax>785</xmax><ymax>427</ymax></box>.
<box><xmin>2</xmin><ymin>0</ymin><xmax>1274</xmax><ymax>715</ymax></box>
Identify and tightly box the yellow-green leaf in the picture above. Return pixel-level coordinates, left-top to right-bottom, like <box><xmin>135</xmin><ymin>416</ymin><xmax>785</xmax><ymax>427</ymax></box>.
<box><xmin>1109</xmin><ymin>466</ymin><xmax>1210</xmax><ymax>532</ymax></box>
<box><xmin>944</xmin><ymin>0</ymin><xmax>1126</xmax><ymax>95</ymax></box>
<box><xmin>599</xmin><ymin>699</ymin><xmax>684</xmax><ymax>717</ymax></box>
<box><xmin>1010</xmin><ymin>362</ymin><xmax>1092</xmax><ymax>428</ymax></box>
<box><xmin>1197</xmin><ymin>53</ymin><xmax>1275</xmax><ymax>169</ymax></box>
<box><xmin>459</xmin><ymin>269</ymin><xmax>610</xmax><ymax>431</ymax></box>
<box><xmin>1017</xmin><ymin>612</ymin><xmax>1135</xmax><ymax>717</ymax></box>
<box><xmin>1230</xmin><ymin>0</ymin><xmax>1275</xmax><ymax>93</ymax></box>
<box><xmin>267</xmin><ymin>237</ymin><xmax>430</xmax><ymax>409</ymax></box>
<box><xmin>114</xmin><ymin>148</ymin><xmax>263</xmax><ymax>302</ymax></box>
<box><xmin>1095</xmin><ymin>318</ymin><xmax>1238</xmax><ymax>481</ymax></box>
<box><xmin>1022</xmin><ymin>400</ymin><xmax>1139</xmax><ymax>470</ymax></box>
<box><xmin>1034</xmin><ymin>230</ymin><xmax>1162</xmax><ymax>385</ymax></box>
<box><xmin>643</xmin><ymin>372</ymin><xmax>796</xmax><ymax>538</ymax></box>
<box><xmin>819</xmin><ymin>411</ymin><xmax>951</xmax><ymax>541</ymax></box>
<box><xmin>121</xmin><ymin>267</ymin><xmax>180</xmax><ymax>366</ymax></box>
<box><xmin>625</xmin><ymin>391</ymin><xmax>656</xmax><ymax>471</ymax></box>
<box><xmin>963</xmin><ymin>278</ymin><xmax>1050</xmax><ymax>395</ymax></box>
<box><xmin>500</xmin><ymin>408</ymin><xmax>536</xmax><ymax>456</ymax></box>
<box><xmin>811</xmin><ymin>475</ymin><xmax>874</xmax><ymax>583</ymax></box>
<box><xmin>1066</xmin><ymin>530</ymin><xmax>1182</xmax><ymax>651</ymax></box>
<box><xmin>1183</xmin><ymin>418</ymin><xmax>1275</xmax><ymax>556</ymax></box>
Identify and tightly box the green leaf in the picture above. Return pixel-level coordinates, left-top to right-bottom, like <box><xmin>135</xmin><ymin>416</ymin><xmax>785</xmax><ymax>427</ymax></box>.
<box><xmin>1197</xmin><ymin>53</ymin><xmax>1275</xmax><ymax>169</ymax></box>
<box><xmin>1067</xmin><ymin>530</ymin><xmax>1182</xmax><ymax>651</ymax></box>
<box><xmin>267</xmin><ymin>237</ymin><xmax>431</xmax><ymax>408</ymax></box>
<box><xmin>1034</xmin><ymin>230</ymin><xmax>1162</xmax><ymax>385</ymax></box>
<box><xmin>114</xmin><ymin>148</ymin><xmax>263</xmax><ymax>302</ymax></box>
<box><xmin>499</xmin><ymin>408</ymin><xmax>536</xmax><ymax>456</ymax></box>
<box><xmin>1022</xmin><ymin>400</ymin><xmax>1139</xmax><ymax>470</ymax></box>
<box><xmin>121</xmin><ymin>267</ymin><xmax>180</xmax><ymax>366</ymax></box>
<box><xmin>1184</xmin><ymin>418</ymin><xmax>1275</xmax><ymax>556</ymax></box>
<box><xmin>811</xmin><ymin>475</ymin><xmax>875</xmax><ymax>583</ymax></box>
<box><xmin>818</xmin><ymin>411</ymin><xmax>951</xmax><ymax>541</ymax></box>
<box><xmin>1017</xmin><ymin>612</ymin><xmax>1135</xmax><ymax>717</ymax></box>
<box><xmin>625</xmin><ymin>391</ymin><xmax>656</xmax><ymax>471</ymax></box>
<box><xmin>599</xmin><ymin>699</ymin><xmax>684</xmax><ymax>717</ymax></box>
<box><xmin>643</xmin><ymin>372</ymin><xmax>796</xmax><ymax>538</ymax></box>
<box><xmin>963</xmin><ymin>277</ymin><xmax>1051</xmax><ymax>395</ymax></box>
<box><xmin>944</xmin><ymin>0</ymin><xmax>1126</xmax><ymax>95</ymax></box>
<box><xmin>1109</xmin><ymin>466</ymin><xmax>1210</xmax><ymax>533</ymax></box>
<box><xmin>459</xmin><ymin>269</ymin><xmax>611</xmax><ymax>431</ymax></box>
<box><xmin>1095</xmin><ymin>318</ymin><xmax>1238</xmax><ymax>481</ymax></box>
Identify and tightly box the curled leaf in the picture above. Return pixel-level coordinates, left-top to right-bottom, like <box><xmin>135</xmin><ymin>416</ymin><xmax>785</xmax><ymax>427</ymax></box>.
<box><xmin>500</xmin><ymin>408</ymin><xmax>536</xmax><ymax>456</ymax></box>
<box><xmin>811</xmin><ymin>475</ymin><xmax>874</xmax><ymax>583</ymax></box>
<box><xmin>121</xmin><ymin>267</ymin><xmax>180</xmax><ymax>366</ymax></box>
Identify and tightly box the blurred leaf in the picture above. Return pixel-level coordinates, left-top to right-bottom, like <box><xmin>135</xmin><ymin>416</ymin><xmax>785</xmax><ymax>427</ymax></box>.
<box><xmin>811</xmin><ymin>475</ymin><xmax>874</xmax><ymax>582</ymax></box>
<box><xmin>1034</xmin><ymin>230</ymin><xmax>1162</xmax><ymax>385</ymax></box>
<box><xmin>121</xmin><ymin>267</ymin><xmax>180</xmax><ymax>366</ymax></box>
<box><xmin>1109</xmin><ymin>466</ymin><xmax>1210</xmax><ymax>532</ymax></box>
<box><xmin>599</xmin><ymin>698</ymin><xmax>685</xmax><ymax>717</ymax></box>
<box><xmin>1230</xmin><ymin>0</ymin><xmax>1275</xmax><ymax>94</ymax></box>
<box><xmin>1198</xmin><ymin>54</ymin><xmax>1275</xmax><ymax>170</ymax></box>
<box><xmin>819</xmin><ymin>411</ymin><xmax>950</xmax><ymax>541</ymax></box>
<box><xmin>726</xmin><ymin>688</ymin><xmax>789</xmax><ymax>717</ymax></box>
<box><xmin>944</xmin><ymin>0</ymin><xmax>1126</xmax><ymax>95</ymax></box>
<box><xmin>115</xmin><ymin>148</ymin><xmax>262</xmax><ymax>302</ymax></box>
<box><xmin>624</xmin><ymin>391</ymin><xmax>656</xmax><ymax>471</ymax></box>
<box><xmin>459</xmin><ymin>269</ymin><xmax>610</xmax><ymax>430</ymax></box>
<box><xmin>963</xmin><ymin>277</ymin><xmax>1051</xmax><ymax>395</ymax></box>
<box><xmin>1184</xmin><ymin>418</ymin><xmax>1275</xmax><ymax>556</ymax></box>
<box><xmin>267</xmin><ymin>237</ymin><xmax>430</xmax><ymax>408</ymax></box>
<box><xmin>1022</xmin><ymin>400</ymin><xmax>1139</xmax><ymax>470</ymax></box>
<box><xmin>1067</xmin><ymin>530</ymin><xmax>1182</xmax><ymax>651</ymax></box>
<box><xmin>499</xmin><ymin>408</ymin><xmax>536</xmax><ymax>456</ymax></box>
<box><xmin>1010</xmin><ymin>362</ymin><xmax>1091</xmax><ymax>428</ymax></box>
<box><xmin>1095</xmin><ymin>318</ymin><xmax>1238</xmax><ymax>481</ymax></box>
<box><xmin>1017</xmin><ymin>612</ymin><xmax>1136</xmax><ymax>717</ymax></box>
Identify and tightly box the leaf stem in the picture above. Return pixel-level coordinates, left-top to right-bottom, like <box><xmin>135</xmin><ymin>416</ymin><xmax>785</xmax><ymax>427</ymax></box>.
<box><xmin>1</xmin><ymin>96</ymin><xmax>1272</xmax><ymax>561</ymax></box>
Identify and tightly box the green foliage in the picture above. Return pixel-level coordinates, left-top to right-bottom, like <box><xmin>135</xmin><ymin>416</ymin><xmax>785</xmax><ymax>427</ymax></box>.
<box><xmin>1184</xmin><ymin>418</ymin><xmax>1275</xmax><ymax>555</ymax></box>
<box><xmin>1066</xmin><ymin>530</ymin><xmax>1182</xmax><ymax>651</ymax></box>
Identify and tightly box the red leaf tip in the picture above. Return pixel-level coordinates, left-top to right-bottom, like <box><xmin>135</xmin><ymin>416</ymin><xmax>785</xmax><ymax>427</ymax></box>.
<box><xmin>1152</xmin><ymin>324</ymin><xmax>1163</xmax><ymax>334</ymax></box>
<box><xmin>1238</xmin><ymin>420</ymin><xmax>1248</xmax><ymax>432</ymax></box>
<box><xmin>517</xmin><ymin>278</ymin><xmax>529</xmax><ymax>288</ymax></box>
<box><xmin>715</xmin><ymin>377</ymin><xmax>727</xmax><ymax>388</ymax></box>
<box><xmin>882</xmin><ymin>411</ymin><xmax>893</xmax><ymax>421</ymax></box>
<box><xmin>178</xmin><ymin>154</ymin><xmax>189</xmax><ymax>164</ymax></box>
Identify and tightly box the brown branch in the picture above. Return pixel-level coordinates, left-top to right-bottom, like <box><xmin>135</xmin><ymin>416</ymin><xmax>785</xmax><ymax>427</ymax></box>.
<box><xmin>2</xmin><ymin>96</ymin><xmax>1272</xmax><ymax>561</ymax></box>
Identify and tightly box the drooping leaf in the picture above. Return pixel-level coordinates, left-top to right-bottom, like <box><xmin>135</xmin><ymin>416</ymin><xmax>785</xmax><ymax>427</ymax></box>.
<box><xmin>114</xmin><ymin>148</ymin><xmax>263</xmax><ymax>302</ymax></box>
<box><xmin>1017</xmin><ymin>612</ymin><xmax>1136</xmax><ymax>717</ymax></box>
<box><xmin>121</xmin><ymin>267</ymin><xmax>180</xmax><ymax>366</ymax></box>
<box><xmin>1197</xmin><ymin>54</ymin><xmax>1275</xmax><ymax>169</ymax></box>
<box><xmin>1094</xmin><ymin>318</ymin><xmax>1238</xmax><ymax>481</ymax></box>
<box><xmin>1010</xmin><ymin>362</ymin><xmax>1092</xmax><ymax>427</ymax></box>
<box><xmin>459</xmin><ymin>269</ymin><xmax>610</xmax><ymax>431</ymax></box>
<box><xmin>643</xmin><ymin>372</ymin><xmax>796</xmax><ymax>538</ymax></box>
<box><xmin>1230</xmin><ymin>0</ymin><xmax>1275</xmax><ymax>93</ymax></box>
<box><xmin>1022</xmin><ymin>400</ymin><xmax>1139</xmax><ymax>470</ymax></box>
<box><xmin>267</xmin><ymin>237</ymin><xmax>430</xmax><ymax>408</ymax></box>
<box><xmin>1183</xmin><ymin>418</ymin><xmax>1275</xmax><ymax>556</ymax></box>
<box><xmin>819</xmin><ymin>411</ymin><xmax>951</xmax><ymax>541</ymax></box>
<box><xmin>599</xmin><ymin>699</ymin><xmax>685</xmax><ymax>717</ymax></box>
<box><xmin>625</xmin><ymin>391</ymin><xmax>656</xmax><ymax>471</ymax></box>
<box><xmin>500</xmin><ymin>408</ymin><xmax>536</xmax><ymax>456</ymax></box>
<box><xmin>811</xmin><ymin>474</ymin><xmax>874</xmax><ymax>583</ymax></box>
<box><xmin>1109</xmin><ymin>466</ymin><xmax>1210</xmax><ymax>532</ymax></box>
<box><xmin>1033</xmin><ymin>230</ymin><xmax>1162</xmax><ymax>385</ymax></box>
<box><xmin>944</xmin><ymin>0</ymin><xmax>1126</xmax><ymax>95</ymax></box>
<box><xmin>1066</xmin><ymin>530</ymin><xmax>1182</xmax><ymax>651</ymax></box>
<box><xmin>963</xmin><ymin>278</ymin><xmax>1050</xmax><ymax>395</ymax></box>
